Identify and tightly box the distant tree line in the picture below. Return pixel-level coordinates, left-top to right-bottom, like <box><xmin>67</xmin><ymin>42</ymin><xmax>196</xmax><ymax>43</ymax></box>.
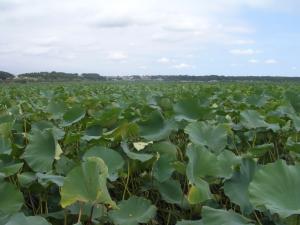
<box><xmin>1</xmin><ymin>70</ymin><xmax>300</xmax><ymax>82</ymax></box>
<box><xmin>18</xmin><ymin>71</ymin><xmax>80</xmax><ymax>81</ymax></box>
<box><xmin>0</xmin><ymin>71</ymin><xmax>14</xmax><ymax>80</ymax></box>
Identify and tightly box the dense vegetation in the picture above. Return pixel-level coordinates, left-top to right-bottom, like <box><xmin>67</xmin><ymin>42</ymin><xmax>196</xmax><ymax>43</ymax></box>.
<box><xmin>0</xmin><ymin>82</ymin><xmax>300</xmax><ymax>225</ymax></box>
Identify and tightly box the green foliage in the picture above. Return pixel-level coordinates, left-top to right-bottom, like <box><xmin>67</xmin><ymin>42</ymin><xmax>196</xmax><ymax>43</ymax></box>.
<box><xmin>109</xmin><ymin>196</ymin><xmax>156</xmax><ymax>225</ymax></box>
<box><xmin>0</xmin><ymin>82</ymin><xmax>300</xmax><ymax>225</ymax></box>
<box><xmin>60</xmin><ymin>157</ymin><xmax>115</xmax><ymax>208</ymax></box>
<box><xmin>249</xmin><ymin>160</ymin><xmax>300</xmax><ymax>218</ymax></box>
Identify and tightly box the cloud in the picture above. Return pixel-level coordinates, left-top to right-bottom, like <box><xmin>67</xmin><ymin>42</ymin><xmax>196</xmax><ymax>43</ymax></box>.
<box><xmin>163</xmin><ymin>20</ymin><xmax>199</xmax><ymax>33</ymax></box>
<box><xmin>248</xmin><ymin>59</ymin><xmax>259</xmax><ymax>63</ymax></box>
<box><xmin>0</xmin><ymin>0</ymin><xmax>298</xmax><ymax>75</ymax></box>
<box><xmin>157</xmin><ymin>57</ymin><xmax>171</xmax><ymax>64</ymax></box>
<box><xmin>32</xmin><ymin>36</ymin><xmax>59</xmax><ymax>46</ymax></box>
<box><xmin>107</xmin><ymin>51</ymin><xmax>128</xmax><ymax>61</ymax></box>
<box><xmin>91</xmin><ymin>15</ymin><xmax>139</xmax><ymax>28</ymax></box>
<box><xmin>22</xmin><ymin>46</ymin><xmax>54</xmax><ymax>56</ymax></box>
<box><xmin>173</xmin><ymin>63</ymin><xmax>193</xmax><ymax>69</ymax></box>
<box><xmin>264</xmin><ymin>59</ymin><xmax>278</xmax><ymax>64</ymax></box>
<box><xmin>229</xmin><ymin>49</ymin><xmax>261</xmax><ymax>55</ymax></box>
<box><xmin>151</xmin><ymin>33</ymin><xmax>184</xmax><ymax>43</ymax></box>
<box><xmin>0</xmin><ymin>0</ymin><xmax>16</xmax><ymax>12</ymax></box>
<box><xmin>139</xmin><ymin>65</ymin><xmax>148</xmax><ymax>69</ymax></box>
<box><xmin>232</xmin><ymin>39</ymin><xmax>256</xmax><ymax>45</ymax></box>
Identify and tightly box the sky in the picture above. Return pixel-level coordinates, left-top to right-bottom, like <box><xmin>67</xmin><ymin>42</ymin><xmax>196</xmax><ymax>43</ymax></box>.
<box><xmin>0</xmin><ymin>0</ymin><xmax>299</xmax><ymax>76</ymax></box>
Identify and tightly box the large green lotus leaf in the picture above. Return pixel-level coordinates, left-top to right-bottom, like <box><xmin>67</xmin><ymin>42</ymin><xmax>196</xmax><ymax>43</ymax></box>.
<box><xmin>224</xmin><ymin>158</ymin><xmax>257</xmax><ymax>214</ymax></box>
<box><xmin>109</xmin><ymin>196</ymin><xmax>157</xmax><ymax>225</ymax></box>
<box><xmin>186</xmin><ymin>145</ymin><xmax>240</xmax><ymax>180</ymax></box>
<box><xmin>62</xmin><ymin>105</ymin><xmax>86</xmax><ymax>127</ymax></box>
<box><xmin>0</xmin><ymin>182</ymin><xmax>24</xmax><ymax>214</ymax></box>
<box><xmin>21</xmin><ymin>129</ymin><xmax>59</xmax><ymax>172</ymax></box>
<box><xmin>83</xmin><ymin>146</ymin><xmax>125</xmax><ymax>181</ymax></box>
<box><xmin>153</xmin><ymin>154</ymin><xmax>175</xmax><ymax>182</ymax></box>
<box><xmin>0</xmin><ymin>136</ymin><xmax>11</xmax><ymax>155</ymax></box>
<box><xmin>154</xmin><ymin>179</ymin><xmax>185</xmax><ymax>205</ymax></box>
<box><xmin>173</xmin><ymin>98</ymin><xmax>211</xmax><ymax>122</ymax></box>
<box><xmin>202</xmin><ymin>207</ymin><xmax>254</xmax><ymax>225</ymax></box>
<box><xmin>93</xmin><ymin>107</ymin><xmax>121</xmax><ymax>128</ymax></box>
<box><xmin>47</xmin><ymin>100</ymin><xmax>66</xmax><ymax>119</ymax></box>
<box><xmin>60</xmin><ymin>157</ymin><xmax>115</xmax><ymax>208</ymax></box>
<box><xmin>285</xmin><ymin>90</ymin><xmax>300</xmax><ymax>113</ymax></box>
<box><xmin>5</xmin><ymin>213</ymin><xmax>51</xmax><ymax>225</ymax></box>
<box><xmin>249</xmin><ymin>160</ymin><xmax>300</xmax><ymax>218</ymax></box>
<box><xmin>121</xmin><ymin>142</ymin><xmax>153</xmax><ymax>162</ymax></box>
<box><xmin>139</xmin><ymin>110</ymin><xmax>175</xmax><ymax>141</ymax></box>
<box><xmin>0</xmin><ymin>161</ymin><xmax>23</xmax><ymax>177</ymax></box>
<box><xmin>186</xmin><ymin>145</ymin><xmax>218</xmax><ymax>181</ymax></box>
<box><xmin>82</xmin><ymin>124</ymin><xmax>102</xmax><ymax>141</ymax></box>
<box><xmin>245</xmin><ymin>94</ymin><xmax>269</xmax><ymax>107</ymax></box>
<box><xmin>217</xmin><ymin>150</ymin><xmax>241</xmax><ymax>179</ymax></box>
<box><xmin>176</xmin><ymin>220</ymin><xmax>203</xmax><ymax>225</ymax></box>
<box><xmin>31</xmin><ymin>121</ymin><xmax>65</xmax><ymax>140</ymax></box>
<box><xmin>240</xmin><ymin>110</ymin><xmax>268</xmax><ymax>129</ymax></box>
<box><xmin>185</xmin><ymin>122</ymin><xmax>228</xmax><ymax>154</ymax></box>
<box><xmin>271</xmin><ymin>104</ymin><xmax>296</xmax><ymax>118</ymax></box>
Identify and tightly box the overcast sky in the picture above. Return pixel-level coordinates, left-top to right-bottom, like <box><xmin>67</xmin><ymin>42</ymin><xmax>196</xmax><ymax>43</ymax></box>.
<box><xmin>0</xmin><ymin>0</ymin><xmax>299</xmax><ymax>76</ymax></box>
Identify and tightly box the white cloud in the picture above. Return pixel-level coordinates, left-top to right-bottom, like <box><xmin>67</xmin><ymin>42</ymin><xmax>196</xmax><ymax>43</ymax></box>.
<box><xmin>0</xmin><ymin>0</ymin><xmax>297</xmax><ymax>75</ymax></box>
<box><xmin>107</xmin><ymin>51</ymin><xmax>128</xmax><ymax>61</ymax></box>
<box><xmin>139</xmin><ymin>65</ymin><xmax>148</xmax><ymax>69</ymax></box>
<box><xmin>232</xmin><ymin>39</ymin><xmax>256</xmax><ymax>45</ymax></box>
<box><xmin>248</xmin><ymin>59</ymin><xmax>259</xmax><ymax>63</ymax></box>
<box><xmin>292</xmin><ymin>66</ymin><xmax>297</xmax><ymax>70</ymax></box>
<box><xmin>32</xmin><ymin>36</ymin><xmax>59</xmax><ymax>46</ymax></box>
<box><xmin>23</xmin><ymin>46</ymin><xmax>54</xmax><ymax>56</ymax></box>
<box><xmin>90</xmin><ymin>14</ymin><xmax>152</xmax><ymax>28</ymax></box>
<box><xmin>229</xmin><ymin>49</ymin><xmax>261</xmax><ymax>55</ymax></box>
<box><xmin>264</xmin><ymin>59</ymin><xmax>278</xmax><ymax>64</ymax></box>
<box><xmin>157</xmin><ymin>57</ymin><xmax>171</xmax><ymax>64</ymax></box>
<box><xmin>173</xmin><ymin>63</ymin><xmax>193</xmax><ymax>69</ymax></box>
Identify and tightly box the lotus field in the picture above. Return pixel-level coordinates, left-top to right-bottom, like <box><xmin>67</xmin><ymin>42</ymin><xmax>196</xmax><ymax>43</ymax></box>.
<box><xmin>1</xmin><ymin>82</ymin><xmax>300</xmax><ymax>225</ymax></box>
